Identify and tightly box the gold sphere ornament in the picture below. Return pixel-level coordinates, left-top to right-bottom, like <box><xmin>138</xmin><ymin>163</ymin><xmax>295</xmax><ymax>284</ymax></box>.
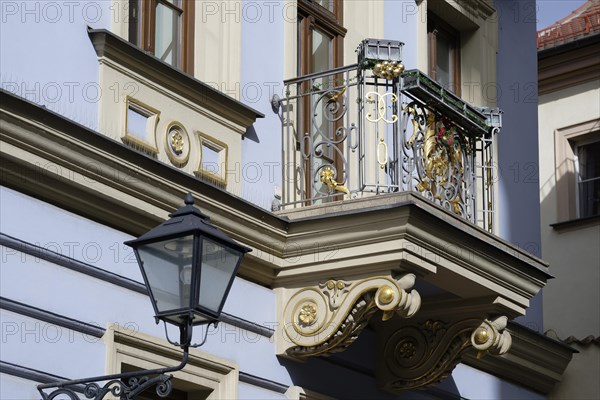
<box><xmin>398</xmin><ymin>63</ymin><xmax>405</xmax><ymax>73</ymax></box>
<box><xmin>378</xmin><ymin>286</ymin><xmax>395</xmax><ymax>305</ymax></box>
<box><xmin>474</xmin><ymin>328</ymin><xmax>489</xmax><ymax>344</ymax></box>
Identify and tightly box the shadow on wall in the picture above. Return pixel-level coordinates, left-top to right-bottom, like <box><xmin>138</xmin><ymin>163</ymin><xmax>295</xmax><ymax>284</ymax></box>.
<box><xmin>278</xmin><ymin>325</ymin><xmax>462</xmax><ymax>400</ymax></box>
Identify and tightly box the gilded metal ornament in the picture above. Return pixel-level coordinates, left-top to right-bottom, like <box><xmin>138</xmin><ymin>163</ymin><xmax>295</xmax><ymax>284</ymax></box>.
<box><xmin>169</xmin><ymin>130</ymin><xmax>184</xmax><ymax>155</ymax></box>
<box><xmin>298</xmin><ymin>303</ymin><xmax>318</xmax><ymax>327</ymax></box>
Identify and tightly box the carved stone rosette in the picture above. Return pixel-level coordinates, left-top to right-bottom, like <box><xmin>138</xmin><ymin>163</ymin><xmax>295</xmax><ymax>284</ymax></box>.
<box><xmin>281</xmin><ymin>274</ymin><xmax>421</xmax><ymax>358</ymax></box>
<box><xmin>379</xmin><ymin>316</ymin><xmax>512</xmax><ymax>392</ymax></box>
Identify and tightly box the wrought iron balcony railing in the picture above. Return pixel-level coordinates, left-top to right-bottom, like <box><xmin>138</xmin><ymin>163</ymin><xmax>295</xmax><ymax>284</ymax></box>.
<box><xmin>272</xmin><ymin>39</ymin><xmax>501</xmax><ymax>233</ymax></box>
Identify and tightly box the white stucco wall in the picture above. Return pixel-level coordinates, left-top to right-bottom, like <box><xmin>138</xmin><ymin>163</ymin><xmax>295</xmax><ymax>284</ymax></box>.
<box><xmin>538</xmin><ymin>78</ymin><xmax>600</xmax><ymax>400</ymax></box>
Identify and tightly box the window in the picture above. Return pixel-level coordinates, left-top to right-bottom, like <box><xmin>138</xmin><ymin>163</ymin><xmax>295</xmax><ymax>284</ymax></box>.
<box><xmin>194</xmin><ymin>133</ymin><xmax>228</xmax><ymax>188</ymax></box>
<box><xmin>574</xmin><ymin>139</ymin><xmax>600</xmax><ymax>218</ymax></box>
<box><xmin>428</xmin><ymin>13</ymin><xmax>461</xmax><ymax>95</ymax></box>
<box><xmin>105</xmin><ymin>324</ymin><xmax>238</xmax><ymax>399</ymax></box>
<box><xmin>123</xmin><ymin>97</ymin><xmax>160</xmax><ymax>156</ymax></box>
<box><xmin>555</xmin><ymin>120</ymin><xmax>600</xmax><ymax>222</ymax></box>
<box><xmin>297</xmin><ymin>0</ymin><xmax>344</xmax><ymax>77</ymax></box>
<box><xmin>297</xmin><ymin>0</ymin><xmax>346</xmax><ymax>201</ymax></box>
<box><xmin>129</xmin><ymin>0</ymin><xmax>195</xmax><ymax>73</ymax></box>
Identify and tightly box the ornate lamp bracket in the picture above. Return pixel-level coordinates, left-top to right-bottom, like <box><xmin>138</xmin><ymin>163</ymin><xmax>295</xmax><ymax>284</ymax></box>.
<box><xmin>277</xmin><ymin>273</ymin><xmax>421</xmax><ymax>359</ymax></box>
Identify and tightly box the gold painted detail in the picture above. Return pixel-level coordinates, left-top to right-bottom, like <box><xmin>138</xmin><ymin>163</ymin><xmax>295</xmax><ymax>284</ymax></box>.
<box><xmin>470</xmin><ymin>316</ymin><xmax>512</xmax><ymax>359</ymax></box>
<box><xmin>378</xmin><ymin>286</ymin><xmax>395</xmax><ymax>305</ymax></box>
<box><xmin>283</xmin><ymin>274</ymin><xmax>421</xmax><ymax>359</ymax></box>
<box><xmin>379</xmin><ymin>316</ymin><xmax>513</xmax><ymax>392</ymax></box>
<box><xmin>320</xmin><ymin>167</ymin><xmax>350</xmax><ymax>197</ymax></box>
<box><xmin>298</xmin><ymin>302</ymin><xmax>318</xmax><ymax>327</ymax></box>
<box><xmin>380</xmin><ymin>319</ymin><xmax>480</xmax><ymax>392</ymax></box>
<box><xmin>372</xmin><ymin>61</ymin><xmax>405</xmax><ymax>80</ymax></box>
<box><xmin>405</xmin><ymin>103</ymin><xmax>471</xmax><ymax>216</ymax></box>
<box><xmin>170</xmin><ymin>130</ymin><xmax>184</xmax><ymax>155</ymax></box>
<box><xmin>474</xmin><ymin>328</ymin><xmax>489</xmax><ymax>344</ymax></box>
<box><xmin>164</xmin><ymin>123</ymin><xmax>190</xmax><ymax>168</ymax></box>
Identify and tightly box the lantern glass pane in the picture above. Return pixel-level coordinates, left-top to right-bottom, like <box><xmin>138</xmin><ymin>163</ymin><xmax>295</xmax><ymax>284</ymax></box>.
<box><xmin>137</xmin><ymin>235</ymin><xmax>194</xmax><ymax>314</ymax></box>
<box><xmin>198</xmin><ymin>238</ymin><xmax>242</xmax><ymax>314</ymax></box>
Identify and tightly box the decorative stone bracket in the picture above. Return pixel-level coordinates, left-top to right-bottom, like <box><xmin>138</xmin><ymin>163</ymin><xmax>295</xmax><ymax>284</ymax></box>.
<box><xmin>277</xmin><ymin>274</ymin><xmax>421</xmax><ymax>358</ymax></box>
<box><xmin>378</xmin><ymin>315</ymin><xmax>513</xmax><ymax>392</ymax></box>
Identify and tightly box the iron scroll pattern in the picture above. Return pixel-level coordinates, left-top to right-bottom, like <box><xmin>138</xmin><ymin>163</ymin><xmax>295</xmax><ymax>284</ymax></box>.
<box><xmin>402</xmin><ymin>102</ymin><xmax>476</xmax><ymax>221</ymax></box>
<box><xmin>278</xmin><ymin>65</ymin><xmax>488</xmax><ymax>226</ymax></box>
<box><xmin>39</xmin><ymin>375</ymin><xmax>173</xmax><ymax>400</ymax></box>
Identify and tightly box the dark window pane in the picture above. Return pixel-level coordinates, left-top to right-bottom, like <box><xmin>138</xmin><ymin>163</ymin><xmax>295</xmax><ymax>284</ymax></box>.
<box><xmin>578</xmin><ymin>140</ymin><xmax>600</xmax><ymax>217</ymax></box>
<box><xmin>578</xmin><ymin>141</ymin><xmax>600</xmax><ymax>181</ymax></box>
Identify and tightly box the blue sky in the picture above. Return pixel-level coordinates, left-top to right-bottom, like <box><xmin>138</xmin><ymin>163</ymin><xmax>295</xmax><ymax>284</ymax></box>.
<box><xmin>537</xmin><ymin>0</ymin><xmax>588</xmax><ymax>30</ymax></box>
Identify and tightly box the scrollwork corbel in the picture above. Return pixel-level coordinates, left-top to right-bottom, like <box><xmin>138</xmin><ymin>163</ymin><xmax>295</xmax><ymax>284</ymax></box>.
<box><xmin>471</xmin><ymin>315</ymin><xmax>512</xmax><ymax>358</ymax></box>
<box><xmin>379</xmin><ymin>315</ymin><xmax>513</xmax><ymax>392</ymax></box>
<box><xmin>281</xmin><ymin>274</ymin><xmax>421</xmax><ymax>358</ymax></box>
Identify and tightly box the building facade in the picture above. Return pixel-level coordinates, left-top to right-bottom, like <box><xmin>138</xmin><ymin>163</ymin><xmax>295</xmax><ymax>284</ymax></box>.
<box><xmin>1</xmin><ymin>1</ymin><xmax>574</xmax><ymax>399</ymax></box>
<box><xmin>537</xmin><ymin>1</ymin><xmax>600</xmax><ymax>399</ymax></box>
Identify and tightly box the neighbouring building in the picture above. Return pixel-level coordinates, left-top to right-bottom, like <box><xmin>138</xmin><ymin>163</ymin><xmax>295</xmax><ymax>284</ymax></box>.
<box><xmin>1</xmin><ymin>1</ymin><xmax>574</xmax><ymax>399</ymax></box>
<box><xmin>537</xmin><ymin>1</ymin><xmax>600</xmax><ymax>399</ymax></box>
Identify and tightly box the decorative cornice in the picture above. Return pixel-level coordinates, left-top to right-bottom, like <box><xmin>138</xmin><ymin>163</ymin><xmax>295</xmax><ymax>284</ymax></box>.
<box><xmin>538</xmin><ymin>36</ymin><xmax>600</xmax><ymax>95</ymax></box>
<box><xmin>87</xmin><ymin>28</ymin><xmax>264</xmax><ymax>130</ymax></box>
<box><xmin>464</xmin><ymin>322</ymin><xmax>576</xmax><ymax>394</ymax></box>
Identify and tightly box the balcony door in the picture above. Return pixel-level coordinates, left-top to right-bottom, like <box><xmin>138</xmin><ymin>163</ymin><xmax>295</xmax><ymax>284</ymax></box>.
<box><xmin>297</xmin><ymin>0</ymin><xmax>346</xmax><ymax>203</ymax></box>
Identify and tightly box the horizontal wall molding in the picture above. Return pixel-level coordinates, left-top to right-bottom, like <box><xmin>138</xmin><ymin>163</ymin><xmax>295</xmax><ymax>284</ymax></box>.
<box><xmin>0</xmin><ymin>233</ymin><xmax>146</xmax><ymax>295</ymax></box>
<box><xmin>0</xmin><ymin>361</ymin><xmax>84</xmax><ymax>393</ymax></box>
<box><xmin>0</xmin><ymin>233</ymin><xmax>274</xmax><ymax>339</ymax></box>
<box><xmin>0</xmin><ymin>297</ymin><xmax>105</xmax><ymax>339</ymax></box>
<box><xmin>238</xmin><ymin>371</ymin><xmax>289</xmax><ymax>394</ymax></box>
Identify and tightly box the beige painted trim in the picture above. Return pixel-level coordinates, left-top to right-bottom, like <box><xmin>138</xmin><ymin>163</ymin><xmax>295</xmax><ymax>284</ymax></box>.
<box><xmin>464</xmin><ymin>322</ymin><xmax>575</xmax><ymax>394</ymax></box>
<box><xmin>194</xmin><ymin>131</ymin><xmax>229</xmax><ymax>188</ymax></box>
<box><xmin>554</xmin><ymin>119</ymin><xmax>600</xmax><ymax>222</ymax></box>
<box><xmin>122</xmin><ymin>96</ymin><xmax>161</xmax><ymax>157</ymax></box>
<box><xmin>103</xmin><ymin>323</ymin><xmax>239</xmax><ymax>399</ymax></box>
<box><xmin>164</xmin><ymin>121</ymin><xmax>191</xmax><ymax>168</ymax></box>
<box><xmin>538</xmin><ymin>41</ymin><xmax>600</xmax><ymax>95</ymax></box>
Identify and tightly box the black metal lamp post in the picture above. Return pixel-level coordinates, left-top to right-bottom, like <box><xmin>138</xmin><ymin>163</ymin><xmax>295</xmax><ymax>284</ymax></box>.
<box><xmin>37</xmin><ymin>193</ymin><xmax>251</xmax><ymax>400</ymax></box>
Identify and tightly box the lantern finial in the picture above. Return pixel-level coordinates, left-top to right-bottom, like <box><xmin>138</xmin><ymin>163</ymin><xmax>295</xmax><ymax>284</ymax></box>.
<box><xmin>184</xmin><ymin>192</ymin><xmax>194</xmax><ymax>206</ymax></box>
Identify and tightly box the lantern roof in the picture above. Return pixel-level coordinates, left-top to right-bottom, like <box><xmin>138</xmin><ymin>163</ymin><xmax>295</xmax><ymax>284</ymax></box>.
<box><xmin>125</xmin><ymin>193</ymin><xmax>251</xmax><ymax>254</ymax></box>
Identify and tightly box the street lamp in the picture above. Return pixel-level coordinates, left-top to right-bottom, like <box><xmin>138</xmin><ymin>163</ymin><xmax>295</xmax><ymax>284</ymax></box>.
<box><xmin>37</xmin><ymin>193</ymin><xmax>251</xmax><ymax>400</ymax></box>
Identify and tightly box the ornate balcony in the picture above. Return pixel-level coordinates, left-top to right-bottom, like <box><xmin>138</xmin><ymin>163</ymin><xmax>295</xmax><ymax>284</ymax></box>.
<box><xmin>273</xmin><ymin>39</ymin><xmax>501</xmax><ymax>232</ymax></box>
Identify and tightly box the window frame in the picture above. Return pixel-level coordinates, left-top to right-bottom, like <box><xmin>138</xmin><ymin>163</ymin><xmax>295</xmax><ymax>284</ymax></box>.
<box><xmin>573</xmin><ymin>137</ymin><xmax>600</xmax><ymax>218</ymax></box>
<box><xmin>554</xmin><ymin>119</ymin><xmax>600</xmax><ymax>222</ymax></box>
<box><xmin>123</xmin><ymin>96</ymin><xmax>161</xmax><ymax>157</ymax></box>
<box><xmin>194</xmin><ymin>132</ymin><xmax>229</xmax><ymax>189</ymax></box>
<box><xmin>104</xmin><ymin>323</ymin><xmax>238</xmax><ymax>399</ymax></box>
<box><xmin>297</xmin><ymin>0</ymin><xmax>346</xmax><ymax>202</ymax></box>
<box><xmin>427</xmin><ymin>12</ymin><xmax>461</xmax><ymax>96</ymax></box>
<box><xmin>130</xmin><ymin>0</ymin><xmax>195</xmax><ymax>74</ymax></box>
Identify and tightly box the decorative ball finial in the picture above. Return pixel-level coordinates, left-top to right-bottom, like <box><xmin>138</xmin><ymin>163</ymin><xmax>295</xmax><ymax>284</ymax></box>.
<box><xmin>184</xmin><ymin>192</ymin><xmax>194</xmax><ymax>206</ymax></box>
